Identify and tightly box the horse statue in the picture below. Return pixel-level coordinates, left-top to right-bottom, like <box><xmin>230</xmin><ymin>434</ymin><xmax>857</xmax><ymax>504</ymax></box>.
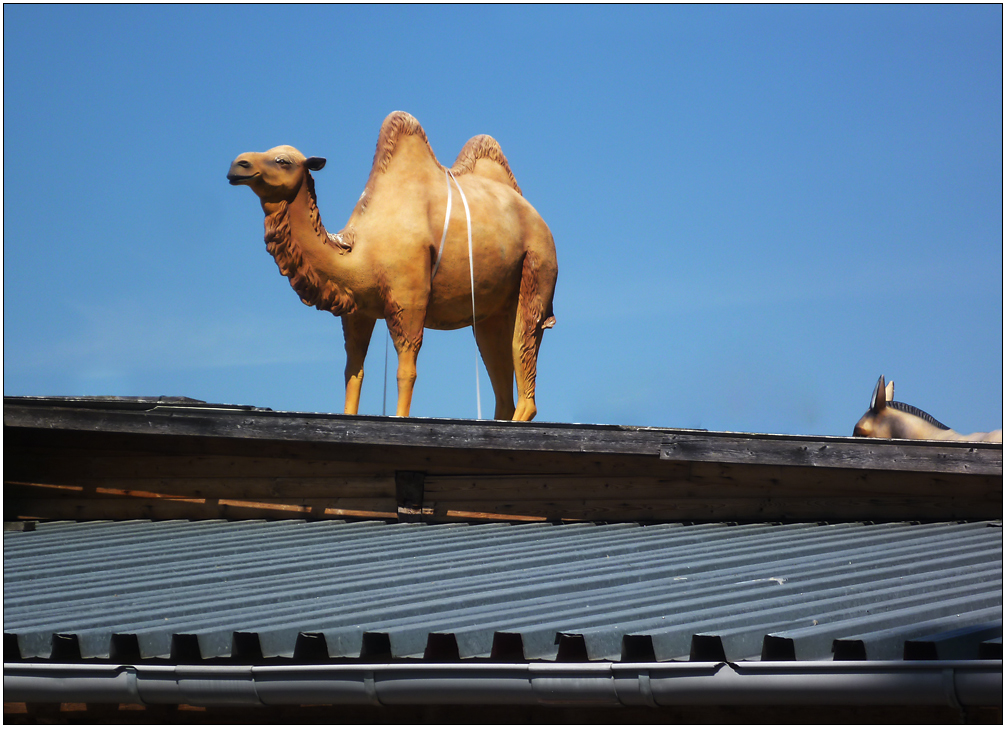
<box><xmin>852</xmin><ymin>375</ymin><xmax>1002</xmax><ymax>442</ymax></box>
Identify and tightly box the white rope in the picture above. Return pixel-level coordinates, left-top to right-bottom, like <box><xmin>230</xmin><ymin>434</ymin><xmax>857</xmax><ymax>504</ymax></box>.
<box><xmin>382</xmin><ymin>329</ymin><xmax>390</xmax><ymax>416</ymax></box>
<box><xmin>431</xmin><ymin>170</ymin><xmax>453</xmax><ymax>280</ymax></box>
<box><xmin>446</xmin><ymin>171</ymin><xmax>482</xmax><ymax>420</ymax></box>
<box><xmin>384</xmin><ymin>172</ymin><xmax>481</xmax><ymax>418</ymax></box>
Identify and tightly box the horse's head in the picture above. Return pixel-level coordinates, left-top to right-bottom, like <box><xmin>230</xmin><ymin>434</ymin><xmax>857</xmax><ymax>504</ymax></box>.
<box><xmin>853</xmin><ymin>375</ymin><xmax>951</xmax><ymax>439</ymax></box>
<box><xmin>853</xmin><ymin>375</ymin><xmax>897</xmax><ymax>437</ymax></box>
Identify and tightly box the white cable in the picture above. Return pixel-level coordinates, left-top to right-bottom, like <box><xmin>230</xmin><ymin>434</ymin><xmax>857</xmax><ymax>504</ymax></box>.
<box><xmin>447</xmin><ymin>171</ymin><xmax>482</xmax><ymax>420</ymax></box>
<box><xmin>382</xmin><ymin>329</ymin><xmax>390</xmax><ymax>416</ymax></box>
<box><xmin>431</xmin><ymin>170</ymin><xmax>453</xmax><ymax>280</ymax></box>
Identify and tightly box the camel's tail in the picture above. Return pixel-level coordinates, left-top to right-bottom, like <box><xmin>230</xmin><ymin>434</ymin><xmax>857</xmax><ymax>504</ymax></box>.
<box><xmin>451</xmin><ymin>135</ymin><xmax>522</xmax><ymax>195</ymax></box>
<box><xmin>519</xmin><ymin>249</ymin><xmax>557</xmax><ymax>332</ymax></box>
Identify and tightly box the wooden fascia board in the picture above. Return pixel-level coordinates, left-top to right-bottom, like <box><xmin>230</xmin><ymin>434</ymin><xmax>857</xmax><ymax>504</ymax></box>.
<box><xmin>3</xmin><ymin>399</ymin><xmax>1002</xmax><ymax>476</ymax></box>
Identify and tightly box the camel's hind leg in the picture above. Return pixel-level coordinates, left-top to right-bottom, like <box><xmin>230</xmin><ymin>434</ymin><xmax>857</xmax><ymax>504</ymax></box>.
<box><xmin>512</xmin><ymin>250</ymin><xmax>557</xmax><ymax>422</ymax></box>
<box><xmin>474</xmin><ymin>308</ymin><xmax>517</xmax><ymax>420</ymax></box>
<box><xmin>512</xmin><ymin>325</ymin><xmax>544</xmax><ymax>422</ymax></box>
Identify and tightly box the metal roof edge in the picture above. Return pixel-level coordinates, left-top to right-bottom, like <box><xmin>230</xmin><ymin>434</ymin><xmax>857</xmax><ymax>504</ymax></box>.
<box><xmin>4</xmin><ymin>660</ymin><xmax>1001</xmax><ymax>708</ymax></box>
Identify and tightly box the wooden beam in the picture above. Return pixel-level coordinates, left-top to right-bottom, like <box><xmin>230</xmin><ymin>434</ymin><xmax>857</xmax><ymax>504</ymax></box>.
<box><xmin>4</xmin><ymin>476</ymin><xmax>397</xmax><ymax>500</ymax></box>
<box><xmin>4</xmin><ymin>399</ymin><xmax>1000</xmax><ymax>475</ymax></box>
<box><xmin>3</xmin><ymin>397</ymin><xmax>1002</xmax><ymax>524</ymax></box>
<box><xmin>424</xmin><ymin>497</ymin><xmax>996</xmax><ymax>523</ymax></box>
<box><xmin>6</xmin><ymin>496</ymin><xmax>397</xmax><ymax>522</ymax></box>
<box><xmin>661</xmin><ymin>433</ymin><xmax>1001</xmax><ymax>473</ymax></box>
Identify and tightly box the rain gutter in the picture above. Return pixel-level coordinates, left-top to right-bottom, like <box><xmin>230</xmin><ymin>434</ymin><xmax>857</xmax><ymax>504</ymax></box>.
<box><xmin>4</xmin><ymin>661</ymin><xmax>1001</xmax><ymax>707</ymax></box>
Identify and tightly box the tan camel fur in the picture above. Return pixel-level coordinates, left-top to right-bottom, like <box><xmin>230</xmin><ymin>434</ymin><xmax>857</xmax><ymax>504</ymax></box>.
<box><xmin>853</xmin><ymin>375</ymin><xmax>1002</xmax><ymax>442</ymax></box>
<box><xmin>228</xmin><ymin>111</ymin><xmax>557</xmax><ymax>420</ymax></box>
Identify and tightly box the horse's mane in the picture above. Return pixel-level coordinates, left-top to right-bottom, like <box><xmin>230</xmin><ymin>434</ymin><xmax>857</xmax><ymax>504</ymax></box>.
<box><xmin>889</xmin><ymin>400</ymin><xmax>950</xmax><ymax>430</ymax></box>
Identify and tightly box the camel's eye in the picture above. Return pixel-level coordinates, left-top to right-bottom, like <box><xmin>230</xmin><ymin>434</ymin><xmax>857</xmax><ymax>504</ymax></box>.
<box><xmin>275</xmin><ymin>156</ymin><xmax>292</xmax><ymax>166</ymax></box>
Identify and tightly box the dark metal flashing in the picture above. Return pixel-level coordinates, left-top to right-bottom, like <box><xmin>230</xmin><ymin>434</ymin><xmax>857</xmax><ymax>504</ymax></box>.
<box><xmin>3</xmin><ymin>395</ymin><xmax>267</xmax><ymax>411</ymax></box>
<box><xmin>3</xmin><ymin>660</ymin><xmax>1001</xmax><ymax>707</ymax></box>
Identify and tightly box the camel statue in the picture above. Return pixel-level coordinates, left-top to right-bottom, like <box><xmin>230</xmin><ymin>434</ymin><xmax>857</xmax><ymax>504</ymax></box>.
<box><xmin>853</xmin><ymin>375</ymin><xmax>1002</xmax><ymax>442</ymax></box>
<box><xmin>227</xmin><ymin>111</ymin><xmax>557</xmax><ymax>421</ymax></box>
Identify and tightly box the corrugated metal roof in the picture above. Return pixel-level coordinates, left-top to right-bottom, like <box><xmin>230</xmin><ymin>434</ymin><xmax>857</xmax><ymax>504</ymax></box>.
<box><xmin>4</xmin><ymin>519</ymin><xmax>1001</xmax><ymax>663</ymax></box>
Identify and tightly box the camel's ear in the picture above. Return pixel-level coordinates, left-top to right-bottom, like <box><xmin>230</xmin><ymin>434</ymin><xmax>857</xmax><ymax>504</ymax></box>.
<box><xmin>306</xmin><ymin>157</ymin><xmax>326</xmax><ymax>171</ymax></box>
<box><xmin>885</xmin><ymin>380</ymin><xmax>894</xmax><ymax>403</ymax></box>
<box><xmin>869</xmin><ymin>375</ymin><xmax>888</xmax><ymax>413</ymax></box>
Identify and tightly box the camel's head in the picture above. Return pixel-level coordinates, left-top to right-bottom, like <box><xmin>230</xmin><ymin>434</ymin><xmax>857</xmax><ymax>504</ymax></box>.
<box><xmin>227</xmin><ymin>145</ymin><xmax>326</xmax><ymax>204</ymax></box>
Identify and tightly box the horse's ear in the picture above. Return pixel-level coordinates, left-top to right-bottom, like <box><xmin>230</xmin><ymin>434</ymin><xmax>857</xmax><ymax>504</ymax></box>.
<box><xmin>306</xmin><ymin>157</ymin><xmax>326</xmax><ymax>171</ymax></box>
<box><xmin>885</xmin><ymin>380</ymin><xmax>894</xmax><ymax>403</ymax></box>
<box><xmin>870</xmin><ymin>375</ymin><xmax>888</xmax><ymax>413</ymax></box>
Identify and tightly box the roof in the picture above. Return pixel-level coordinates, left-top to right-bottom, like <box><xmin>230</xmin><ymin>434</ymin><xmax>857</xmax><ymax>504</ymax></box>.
<box><xmin>3</xmin><ymin>397</ymin><xmax>1002</xmax><ymax>711</ymax></box>
<box><xmin>5</xmin><ymin>518</ymin><xmax>1001</xmax><ymax>664</ymax></box>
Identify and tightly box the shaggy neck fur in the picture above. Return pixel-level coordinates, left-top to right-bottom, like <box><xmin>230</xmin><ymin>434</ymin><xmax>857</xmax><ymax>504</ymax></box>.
<box><xmin>263</xmin><ymin>176</ymin><xmax>356</xmax><ymax>316</ymax></box>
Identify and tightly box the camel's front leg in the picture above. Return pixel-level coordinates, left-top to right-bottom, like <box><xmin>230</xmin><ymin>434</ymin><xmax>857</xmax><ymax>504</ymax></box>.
<box><xmin>387</xmin><ymin>308</ymin><xmax>425</xmax><ymax>417</ymax></box>
<box><xmin>341</xmin><ymin>313</ymin><xmax>376</xmax><ymax>415</ymax></box>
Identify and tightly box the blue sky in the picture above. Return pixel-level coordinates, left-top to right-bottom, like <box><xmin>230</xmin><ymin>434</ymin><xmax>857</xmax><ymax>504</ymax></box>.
<box><xmin>4</xmin><ymin>5</ymin><xmax>1002</xmax><ymax>436</ymax></box>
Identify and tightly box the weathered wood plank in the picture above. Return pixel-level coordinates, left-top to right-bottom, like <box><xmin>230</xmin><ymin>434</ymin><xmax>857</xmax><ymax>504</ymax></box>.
<box><xmin>4</xmin><ymin>476</ymin><xmax>397</xmax><ymax>499</ymax></box>
<box><xmin>5</xmin><ymin>403</ymin><xmax>666</xmax><ymax>455</ymax></box>
<box><xmin>10</xmin><ymin>447</ymin><xmax>999</xmax><ymax>502</ymax></box>
<box><xmin>5</xmin><ymin>450</ymin><xmax>398</xmax><ymax>480</ymax></box>
<box><xmin>9</xmin><ymin>465</ymin><xmax>997</xmax><ymax>521</ymax></box>
<box><xmin>5</xmin><ymin>399</ymin><xmax>1001</xmax><ymax>475</ymax></box>
<box><xmin>6</xmin><ymin>497</ymin><xmax>397</xmax><ymax>522</ymax></box>
<box><xmin>4</xmin><ymin>397</ymin><xmax>1002</xmax><ymax>524</ymax></box>
<box><xmin>11</xmin><ymin>450</ymin><xmax>997</xmax><ymax>502</ymax></box>
<box><xmin>5</xmin><ymin>429</ymin><xmax>682</xmax><ymax>478</ymax></box>
<box><xmin>423</xmin><ymin>472</ymin><xmax>1001</xmax><ymax>501</ymax></box>
<box><xmin>661</xmin><ymin>433</ymin><xmax>1002</xmax><ymax>474</ymax></box>
<box><xmin>9</xmin><ymin>491</ymin><xmax>997</xmax><ymax>524</ymax></box>
<box><xmin>686</xmin><ymin>461</ymin><xmax>1002</xmax><ymax>499</ymax></box>
<box><xmin>428</xmin><ymin>497</ymin><xmax>1000</xmax><ymax>523</ymax></box>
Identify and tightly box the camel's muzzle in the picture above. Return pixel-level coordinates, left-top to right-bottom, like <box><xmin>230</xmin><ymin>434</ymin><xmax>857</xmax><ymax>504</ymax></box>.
<box><xmin>227</xmin><ymin>171</ymin><xmax>258</xmax><ymax>185</ymax></box>
<box><xmin>228</xmin><ymin>156</ymin><xmax>261</xmax><ymax>185</ymax></box>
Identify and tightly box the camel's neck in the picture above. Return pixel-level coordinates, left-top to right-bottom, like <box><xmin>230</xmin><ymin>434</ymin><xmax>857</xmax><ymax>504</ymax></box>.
<box><xmin>262</xmin><ymin>180</ymin><xmax>356</xmax><ymax>316</ymax></box>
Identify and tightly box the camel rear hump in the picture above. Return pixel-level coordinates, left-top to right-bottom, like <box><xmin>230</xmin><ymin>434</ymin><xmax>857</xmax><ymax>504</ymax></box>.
<box><xmin>451</xmin><ymin>135</ymin><xmax>523</xmax><ymax>195</ymax></box>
